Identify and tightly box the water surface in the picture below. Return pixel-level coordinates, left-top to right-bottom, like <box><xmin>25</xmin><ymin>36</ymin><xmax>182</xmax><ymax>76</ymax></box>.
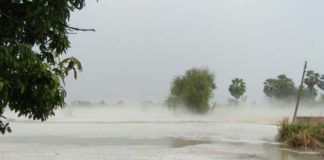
<box><xmin>0</xmin><ymin>121</ymin><xmax>321</xmax><ymax>160</ymax></box>
<box><xmin>2</xmin><ymin>106</ymin><xmax>323</xmax><ymax>160</ymax></box>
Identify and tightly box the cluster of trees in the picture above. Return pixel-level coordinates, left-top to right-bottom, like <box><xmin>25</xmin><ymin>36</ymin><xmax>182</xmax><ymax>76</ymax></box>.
<box><xmin>70</xmin><ymin>100</ymin><xmax>126</xmax><ymax>107</ymax></box>
<box><xmin>70</xmin><ymin>100</ymin><xmax>93</xmax><ymax>106</ymax></box>
<box><xmin>166</xmin><ymin>68</ymin><xmax>324</xmax><ymax>114</ymax></box>
<box><xmin>263</xmin><ymin>71</ymin><xmax>324</xmax><ymax>102</ymax></box>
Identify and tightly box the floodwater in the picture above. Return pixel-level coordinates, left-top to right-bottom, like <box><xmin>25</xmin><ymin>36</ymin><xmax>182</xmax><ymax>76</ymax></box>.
<box><xmin>0</xmin><ymin>105</ymin><xmax>322</xmax><ymax>160</ymax></box>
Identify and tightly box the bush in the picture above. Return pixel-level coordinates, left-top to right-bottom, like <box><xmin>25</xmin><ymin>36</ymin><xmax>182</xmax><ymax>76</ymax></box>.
<box><xmin>277</xmin><ymin>118</ymin><xmax>324</xmax><ymax>152</ymax></box>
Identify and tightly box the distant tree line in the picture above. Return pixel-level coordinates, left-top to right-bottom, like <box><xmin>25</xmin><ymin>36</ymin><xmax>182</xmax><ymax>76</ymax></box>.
<box><xmin>263</xmin><ymin>70</ymin><xmax>324</xmax><ymax>103</ymax></box>
<box><xmin>70</xmin><ymin>100</ymin><xmax>126</xmax><ymax>107</ymax></box>
<box><xmin>166</xmin><ymin>68</ymin><xmax>324</xmax><ymax>114</ymax></box>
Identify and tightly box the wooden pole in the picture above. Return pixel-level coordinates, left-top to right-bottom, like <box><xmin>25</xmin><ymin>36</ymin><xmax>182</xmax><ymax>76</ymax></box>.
<box><xmin>293</xmin><ymin>61</ymin><xmax>307</xmax><ymax>122</ymax></box>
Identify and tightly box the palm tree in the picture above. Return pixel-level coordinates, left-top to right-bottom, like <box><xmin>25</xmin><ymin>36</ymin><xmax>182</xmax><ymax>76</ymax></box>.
<box><xmin>229</xmin><ymin>78</ymin><xmax>246</xmax><ymax>106</ymax></box>
<box><xmin>304</xmin><ymin>70</ymin><xmax>320</xmax><ymax>101</ymax></box>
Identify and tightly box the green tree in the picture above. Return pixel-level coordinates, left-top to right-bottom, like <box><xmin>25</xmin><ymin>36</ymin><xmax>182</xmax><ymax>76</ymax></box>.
<box><xmin>318</xmin><ymin>75</ymin><xmax>324</xmax><ymax>90</ymax></box>
<box><xmin>263</xmin><ymin>78</ymin><xmax>275</xmax><ymax>99</ymax></box>
<box><xmin>303</xmin><ymin>70</ymin><xmax>320</xmax><ymax>101</ymax></box>
<box><xmin>300</xmin><ymin>87</ymin><xmax>318</xmax><ymax>102</ymax></box>
<box><xmin>318</xmin><ymin>75</ymin><xmax>324</xmax><ymax>92</ymax></box>
<box><xmin>0</xmin><ymin>0</ymin><xmax>92</xmax><ymax>134</ymax></box>
<box><xmin>166</xmin><ymin>68</ymin><xmax>216</xmax><ymax>114</ymax></box>
<box><xmin>263</xmin><ymin>74</ymin><xmax>296</xmax><ymax>101</ymax></box>
<box><xmin>228</xmin><ymin>78</ymin><xmax>246</xmax><ymax>105</ymax></box>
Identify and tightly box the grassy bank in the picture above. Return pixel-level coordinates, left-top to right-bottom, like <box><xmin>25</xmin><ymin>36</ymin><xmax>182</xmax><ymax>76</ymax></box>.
<box><xmin>277</xmin><ymin>118</ymin><xmax>324</xmax><ymax>153</ymax></box>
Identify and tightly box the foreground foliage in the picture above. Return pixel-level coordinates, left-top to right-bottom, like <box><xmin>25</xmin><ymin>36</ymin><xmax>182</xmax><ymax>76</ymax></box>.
<box><xmin>166</xmin><ymin>68</ymin><xmax>216</xmax><ymax>114</ymax></box>
<box><xmin>277</xmin><ymin>119</ymin><xmax>324</xmax><ymax>153</ymax></box>
<box><xmin>0</xmin><ymin>0</ymin><xmax>87</xmax><ymax>134</ymax></box>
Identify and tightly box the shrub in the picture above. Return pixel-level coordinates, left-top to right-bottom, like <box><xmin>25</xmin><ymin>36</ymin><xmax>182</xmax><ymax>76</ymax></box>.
<box><xmin>277</xmin><ymin>118</ymin><xmax>324</xmax><ymax>152</ymax></box>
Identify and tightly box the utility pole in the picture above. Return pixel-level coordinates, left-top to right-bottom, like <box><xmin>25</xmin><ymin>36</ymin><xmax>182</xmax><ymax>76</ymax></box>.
<box><xmin>293</xmin><ymin>61</ymin><xmax>307</xmax><ymax>122</ymax></box>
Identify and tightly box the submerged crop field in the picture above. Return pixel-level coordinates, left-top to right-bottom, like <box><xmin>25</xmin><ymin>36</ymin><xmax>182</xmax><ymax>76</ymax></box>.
<box><xmin>2</xmin><ymin>0</ymin><xmax>324</xmax><ymax>160</ymax></box>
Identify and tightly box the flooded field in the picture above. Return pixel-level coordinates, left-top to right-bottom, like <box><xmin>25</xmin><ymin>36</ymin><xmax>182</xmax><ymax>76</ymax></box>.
<box><xmin>3</xmin><ymin>1</ymin><xmax>324</xmax><ymax>159</ymax></box>
<box><xmin>0</xmin><ymin>106</ymin><xmax>322</xmax><ymax>160</ymax></box>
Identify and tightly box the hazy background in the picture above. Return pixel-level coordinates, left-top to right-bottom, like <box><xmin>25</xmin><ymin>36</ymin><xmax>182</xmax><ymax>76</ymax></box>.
<box><xmin>65</xmin><ymin>0</ymin><xmax>324</xmax><ymax>104</ymax></box>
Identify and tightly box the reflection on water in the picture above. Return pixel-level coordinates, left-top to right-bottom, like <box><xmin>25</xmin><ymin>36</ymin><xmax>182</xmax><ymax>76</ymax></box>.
<box><xmin>170</xmin><ymin>138</ymin><xmax>211</xmax><ymax>148</ymax></box>
<box><xmin>278</xmin><ymin>148</ymin><xmax>323</xmax><ymax>160</ymax></box>
<box><xmin>261</xmin><ymin>143</ymin><xmax>323</xmax><ymax>160</ymax></box>
<box><xmin>0</xmin><ymin>136</ymin><xmax>210</xmax><ymax>148</ymax></box>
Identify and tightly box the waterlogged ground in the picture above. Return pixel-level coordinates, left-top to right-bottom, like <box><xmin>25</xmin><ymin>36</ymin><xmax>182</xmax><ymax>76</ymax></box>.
<box><xmin>0</xmin><ymin>106</ymin><xmax>323</xmax><ymax>160</ymax></box>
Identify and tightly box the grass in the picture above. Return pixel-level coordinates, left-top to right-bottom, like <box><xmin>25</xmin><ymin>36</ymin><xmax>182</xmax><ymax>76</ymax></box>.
<box><xmin>277</xmin><ymin>118</ymin><xmax>324</xmax><ymax>153</ymax></box>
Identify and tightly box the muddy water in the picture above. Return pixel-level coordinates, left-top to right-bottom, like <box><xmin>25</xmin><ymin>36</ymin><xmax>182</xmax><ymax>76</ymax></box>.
<box><xmin>0</xmin><ymin>121</ymin><xmax>322</xmax><ymax>160</ymax></box>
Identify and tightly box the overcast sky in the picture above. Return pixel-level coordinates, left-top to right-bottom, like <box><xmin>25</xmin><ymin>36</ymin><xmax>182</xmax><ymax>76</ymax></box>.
<box><xmin>65</xmin><ymin>0</ymin><xmax>324</xmax><ymax>104</ymax></box>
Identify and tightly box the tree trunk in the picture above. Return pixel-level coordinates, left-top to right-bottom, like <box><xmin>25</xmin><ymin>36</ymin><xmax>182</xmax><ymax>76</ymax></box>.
<box><xmin>235</xmin><ymin>98</ymin><xmax>238</xmax><ymax>106</ymax></box>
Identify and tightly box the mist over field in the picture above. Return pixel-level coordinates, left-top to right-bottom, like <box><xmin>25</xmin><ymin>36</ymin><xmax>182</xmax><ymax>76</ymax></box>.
<box><xmin>1</xmin><ymin>0</ymin><xmax>324</xmax><ymax>160</ymax></box>
<box><xmin>1</xmin><ymin>103</ymin><xmax>323</xmax><ymax>160</ymax></box>
<box><xmin>3</xmin><ymin>102</ymin><xmax>323</xmax><ymax>124</ymax></box>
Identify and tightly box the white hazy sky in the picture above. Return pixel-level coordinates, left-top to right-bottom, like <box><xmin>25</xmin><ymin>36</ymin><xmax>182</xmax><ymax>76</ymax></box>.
<box><xmin>65</xmin><ymin>0</ymin><xmax>324</xmax><ymax>104</ymax></box>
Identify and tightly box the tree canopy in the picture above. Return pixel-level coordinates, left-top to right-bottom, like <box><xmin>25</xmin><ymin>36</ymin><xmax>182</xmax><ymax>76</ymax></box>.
<box><xmin>304</xmin><ymin>70</ymin><xmax>320</xmax><ymax>90</ymax></box>
<box><xmin>263</xmin><ymin>74</ymin><xmax>296</xmax><ymax>101</ymax></box>
<box><xmin>318</xmin><ymin>75</ymin><xmax>324</xmax><ymax>91</ymax></box>
<box><xmin>228</xmin><ymin>78</ymin><xmax>246</xmax><ymax>105</ymax></box>
<box><xmin>0</xmin><ymin>0</ymin><xmax>90</xmax><ymax>134</ymax></box>
<box><xmin>303</xmin><ymin>70</ymin><xmax>320</xmax><ymax>101</ymax></box>
<box><xmin>166</xmin><ymin>68</ymin><xmax>216</xmax><ymax>114</ymax></box>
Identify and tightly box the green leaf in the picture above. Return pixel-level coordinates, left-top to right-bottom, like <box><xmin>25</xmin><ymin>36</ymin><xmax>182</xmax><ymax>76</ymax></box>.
<box><xmin>0</xmin><ymin>82</ymin><xmax>4</xmax><ymax>92</ymax></box>
<box><xmin>20</xmin><ymin>85</ymin><xmax>26</xmax><ymax>94</ymax></box>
